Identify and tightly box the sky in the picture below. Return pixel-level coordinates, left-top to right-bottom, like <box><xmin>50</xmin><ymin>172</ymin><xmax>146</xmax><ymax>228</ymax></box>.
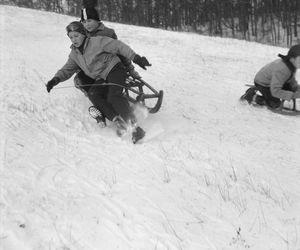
<box><xmin>1</xmin><ymin>4</ymin><xmax>300</xmax><ymax>250</ymax></box>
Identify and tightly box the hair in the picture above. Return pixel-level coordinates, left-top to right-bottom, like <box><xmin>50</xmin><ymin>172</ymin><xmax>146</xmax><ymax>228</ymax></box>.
<box><xmin>66</xmin><ymin>21</ymin><xmax>86</xmax><ymax>36</ymax></box>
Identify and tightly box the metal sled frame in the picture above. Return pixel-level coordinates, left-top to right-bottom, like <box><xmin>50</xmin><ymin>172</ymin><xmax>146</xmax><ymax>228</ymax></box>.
<box><xmin>74</xmin><ymin>75</ymin><xmax>163</xmax><ymax>113</ymax></box>
<box><xmin>122</xmin><ymin>76</ymin><xmax>164</xmax><ymax>114</ymax></box>
<box><xmin>271</xmin><ymin>99</ymin><xmax>300</xmax><ymax>116</ymax></box>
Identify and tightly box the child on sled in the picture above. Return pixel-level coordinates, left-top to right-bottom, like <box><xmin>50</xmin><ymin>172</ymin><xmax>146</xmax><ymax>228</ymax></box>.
<box><xmin>46</xmin><ymin>21</ymin><xmax>151</xmax><ymax>143</ymax></box>
<box><xmin>74</xmin><ymin>7</ymin><xmax>141</xmax><ymax>126</ymax></box>
<box><xmin>240</xmin><ymin>44</ymin><xmax>300</xmax><ymax>110</ymax></box>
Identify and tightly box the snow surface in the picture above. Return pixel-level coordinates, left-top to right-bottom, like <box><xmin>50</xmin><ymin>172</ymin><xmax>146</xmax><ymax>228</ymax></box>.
<box><xmin>1</xmin><ymin>5</ymin><xmax>300</xmax><ymax>250</ymax></box>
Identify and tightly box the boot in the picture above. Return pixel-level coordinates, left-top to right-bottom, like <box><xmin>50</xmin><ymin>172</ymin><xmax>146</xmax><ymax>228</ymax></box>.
<box><xmin>240</xmin><ymin>86</ymin><xmax>257</xmax><ymax>104</ymax></box>
<box><xmin>88</xmin><ymin>106</ymin><xmax>106</xmax><ymax>128</ymax></box>
<box><xmin>132</xmin><ymin>126</ymin><xmax>146</xmax><ymax>144</ymax></box>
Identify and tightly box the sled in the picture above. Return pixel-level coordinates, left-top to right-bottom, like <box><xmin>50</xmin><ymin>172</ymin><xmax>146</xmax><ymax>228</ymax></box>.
<box><xmin>123</xmin><ymin>75</ymin><xmax>164</xmax><ymax>114</ymax></box>
<box><xmin>269</xmin><ymin>99</ymin><xmax>300</xmax><ymax>116</ymax></box>
<box><xmin>243</xmin><ymin>84</ymin><xmax>300</xmax><ymax>115</ymax></box>
<box><xmin>74</xmin><ymin>74</ymin><xmax>164</xmax><ymax>114</ymax></box>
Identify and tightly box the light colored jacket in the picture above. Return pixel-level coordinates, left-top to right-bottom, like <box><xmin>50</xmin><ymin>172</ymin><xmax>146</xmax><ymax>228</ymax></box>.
<box><xmin>88</xmin><ymin>23</ymin><xmax>131</xmax><ymax>67</ymax></box>
<box><xmin>254</xmin><ymin>58</ymin><xmax>298</xmax><ymax>100</ymax></box>
<box><xmin>54</xmin><ymin>36</ymin><xmax>135</xmax><ymax>82</ymax></box>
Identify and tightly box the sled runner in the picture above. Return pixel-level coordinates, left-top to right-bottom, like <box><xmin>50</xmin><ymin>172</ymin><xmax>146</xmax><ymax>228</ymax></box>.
<box><xmin>123</xmin><ymin>75</ymin><xmax>163</xmax><ymax>114</ymax></box>
<box><xmin>269</xmin><ymin>99</ymin><xmax>300</xmax><ymax>116</ymax></box>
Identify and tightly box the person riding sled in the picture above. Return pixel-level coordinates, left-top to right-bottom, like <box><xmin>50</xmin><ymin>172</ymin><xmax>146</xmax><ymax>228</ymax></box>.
<box><xmin>46</xmin><ymin>21</ymin><xmax>151</xmax><ymax>143</ymax></box>
<box><xmin>74</xmin><ymin>7</ymin><xmax>141</xmax><ymax>126</ymax></box>
<box><xmin>81</xmin><ymin>7</ymin><xmax>141</xmax><ymax>79</ymax></box>
<box><xmin>240</xmin><ymin>44</ymin><xmax>300</xmax><ymax>110</ymax></box>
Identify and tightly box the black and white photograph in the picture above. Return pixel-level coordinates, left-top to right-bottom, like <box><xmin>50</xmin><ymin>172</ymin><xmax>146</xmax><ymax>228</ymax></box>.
<box><xmin>1</xmin><ymin>0</ymin><xmax>300</xmax><ymax>249</ymax></box>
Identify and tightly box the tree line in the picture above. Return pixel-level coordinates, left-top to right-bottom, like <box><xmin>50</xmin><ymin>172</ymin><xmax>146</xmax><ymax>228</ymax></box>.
<box><xmin>3</xmin><ymin>0</ymin><xmax>300</xmax><ymax>46</ymax></box>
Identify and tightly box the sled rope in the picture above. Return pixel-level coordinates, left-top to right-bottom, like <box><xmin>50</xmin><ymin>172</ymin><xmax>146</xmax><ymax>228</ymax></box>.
<box><xmin>53</xmin><ymin>82</ymin><xmax>138</xmax><ymax>90</ymax></box>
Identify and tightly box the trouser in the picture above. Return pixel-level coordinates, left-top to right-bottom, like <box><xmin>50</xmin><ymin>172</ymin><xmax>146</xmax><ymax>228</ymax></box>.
<box><xmin>76</xmin><ymin>70</ymin><xmax>97</xmax><ymax>92</ymax></box>
<box><xmin>87</xmin><ymin>63</ymin><xmax>133</xmax><ymax>122</ymax></box>
<box><xmin>254</xmin><ymin>82</ymin><xmax>294</xmax><ymax>109</ymax></box>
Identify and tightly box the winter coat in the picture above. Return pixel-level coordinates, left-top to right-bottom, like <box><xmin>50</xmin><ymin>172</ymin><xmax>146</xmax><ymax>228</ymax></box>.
<box><xmin>88</xmin><ymin>22</ymin><xmax>118</xmax><ymax>39</ymax></box>
<box><xmin>88</xmin><ymin>23</ymin><xmax>131</xmax><ymax>67</ymax></box>
<box><xmin>54</xmin><ymin>36</ymin><xmax>136</xmax><ymax>82</ymax></box>
<box><xmin>254</xmin><ymin>58</ymin><xmax>298</xmax><ymax>101</ymax></box>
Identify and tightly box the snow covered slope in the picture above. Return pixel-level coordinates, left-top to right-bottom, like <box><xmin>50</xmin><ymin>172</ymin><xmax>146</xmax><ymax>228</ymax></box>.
<box><xmin>1</xmin><ymin>5</ymin><xmax>300</xmax><ymax>250</ymax></box>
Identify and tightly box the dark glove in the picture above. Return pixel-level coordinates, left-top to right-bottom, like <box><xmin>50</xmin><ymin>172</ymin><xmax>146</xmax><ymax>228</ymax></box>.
<box><xmin>293</xmin><ymin>90</ymin><xmax>300</xmax><ymax>99</ymax></box>
<box><xmin>127</xmin><ymin>63</ymin><xmax>141</xmax><ymax>79</ymax></box>
<box><xmin>133</xmin><ymin>55</ymin><xmax>151</xmax><ymax>70</ymax></box>
<box><xmin>46</xmin><ymin>77</ymin><xmax>60</xmax><ymax>93</ymax></box>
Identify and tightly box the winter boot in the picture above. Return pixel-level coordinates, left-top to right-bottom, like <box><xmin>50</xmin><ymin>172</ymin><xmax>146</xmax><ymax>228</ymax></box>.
<box><xmin>113</xmin><ymin>115</ymin><xmax>128</xmax><ymax>137</ymax></box>
<box><xmin>253</xmin><ymin>94</ymin><xmax>266</xmax><ymax>106</ymax></box>
<box><xmin>88</xmin><ymin>106</ymin><xmax>106</xmax><ymax>128</ymax></box>
<box><xmin>240</xmin><ymin>86</ymin><xmax>257</xmax><ymax>104</ymax></box>
<box><xmin>132</xmin><ymin>126</ymin><xmax>146</xmax><ymax>144</ymax></box>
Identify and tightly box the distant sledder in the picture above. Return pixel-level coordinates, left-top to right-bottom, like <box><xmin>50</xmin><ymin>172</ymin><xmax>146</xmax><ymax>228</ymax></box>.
<box><xmin>46</xmin><ymin>21</ymin><xmax>161</xmax><ymax>144</ymax></box>
<box><xmin>240</xmin><ymin>44</ymin><xmax>300</xmax><ymax>115</ymax></box>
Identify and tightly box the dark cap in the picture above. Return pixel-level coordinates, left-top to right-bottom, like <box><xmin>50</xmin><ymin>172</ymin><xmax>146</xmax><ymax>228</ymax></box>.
<box><xmin>287</xmin><ymin>45</ymin><xmax>300</xmax><ymax>58</ymax></box>
<box><xmin>81</xmin><ymin>8</ymin><xmax>100</xmax><ymax>22</ymax></box>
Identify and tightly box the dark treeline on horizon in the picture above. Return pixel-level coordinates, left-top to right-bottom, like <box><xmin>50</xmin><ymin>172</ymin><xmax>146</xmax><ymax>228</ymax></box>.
<box><xmin>3</xmin><ymin>0</ymin><xmax>300</xmax><ymax>46</ymax></box>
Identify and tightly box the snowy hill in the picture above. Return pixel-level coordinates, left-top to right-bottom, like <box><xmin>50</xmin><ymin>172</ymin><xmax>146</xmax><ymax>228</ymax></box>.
<box><xmin>1</xmin><ymin>5</ymin><xmax>300</xmax><ymax>250</ymax></box>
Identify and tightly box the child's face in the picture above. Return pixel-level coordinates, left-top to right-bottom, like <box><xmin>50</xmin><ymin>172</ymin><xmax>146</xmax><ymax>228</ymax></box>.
<box><xmin>82</xmin><ymin>19</ymin><xmax>99</xmax><ymax>32</ymax></box>
<box><xmin>68</xmin><ymin>31</ymin><xmax>85</xmax><ymax>47</ymax></box>
<box><xmin>291</xmin><ymin>56</ymin><xmax>300</xmax><ymax>69</ymax></box>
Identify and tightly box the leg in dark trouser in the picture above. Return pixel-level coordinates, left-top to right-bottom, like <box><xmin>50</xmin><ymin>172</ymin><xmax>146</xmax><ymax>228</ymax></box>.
<box><xmin>87</xmin><ymin>83</ymin><xmax>118</xmax><ymax>121</ymax></box>
<box><xmin>75</xmin><ymin>70</ymin><xmax>96</xmax><ymax>93</ymax></box>
<box><xmin>106</xmin><ymin>64</ymin><xmax>135</xmax><ymax>122</ymax></box>
<box><xmin>254</xmin><ymin>83</ymin><xmax>281</xmax><ymax>109</ymax></box>
<box><xmin>75</xmin><ymin>71</ymin><xmax>108</xmax><ymax>126</ymax></box>
<box><xmin>106</xmin><ymin>64</ymin><xmax>145</xmax><ymax>142</ymax></box>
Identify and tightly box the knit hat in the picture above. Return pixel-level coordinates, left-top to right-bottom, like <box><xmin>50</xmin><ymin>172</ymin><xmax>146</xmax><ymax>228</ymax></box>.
<box><xmin>81</xmin><ymin>7</ymin><xmax>100</xmax><ymax>22</ymax></box>
<box><xmin>287</xmin><ymin>45</ymin><xmax>300</xmax><ymax>58</ymax></box>
<box><xmin>66</xmin><ymin>21</ymin><xmax>86</xmax><ymax>36</ymax></box>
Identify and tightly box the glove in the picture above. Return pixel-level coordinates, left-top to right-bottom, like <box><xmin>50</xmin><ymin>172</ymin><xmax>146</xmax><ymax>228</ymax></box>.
<box><xmin>293</xmin><ymin>90</ymin><xmax>300</xmax><ymax>99</ymax></box>
<box><xmin>46</xmin><ymin>77</ymin><xmax>60</xmax><ymax>93</ymax></box>
<box><xmin>133</xmin><ymin>55</ymin><xmax>151</xmax><ymax>70</ymax></box>
<box><xmin>289</xmin><ymin>82</ymin><xmax>299</xmax><ymax>92</ymax></box>
<box><xmin>127</xmin><ymin>63</ymin><xmax>141</xmax><ymax>79</ymax></box>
